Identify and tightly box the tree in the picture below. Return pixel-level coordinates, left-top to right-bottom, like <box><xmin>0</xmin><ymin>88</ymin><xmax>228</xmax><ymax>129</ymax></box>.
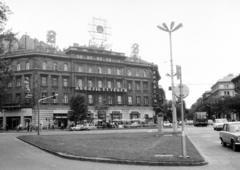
<box><xmin>94</xmin><ymin>99</ymin><xmax>109</xmax><ymax>125</ymax></box>
<box><xmin>68</xmin><ymin>93</ymin><xmax>88</xmax><ymax>125</ymax></box>
<box><xmin>0</xmin><ymin>2</ymin><xmax>16</xmax><ymax>108</ymax></box>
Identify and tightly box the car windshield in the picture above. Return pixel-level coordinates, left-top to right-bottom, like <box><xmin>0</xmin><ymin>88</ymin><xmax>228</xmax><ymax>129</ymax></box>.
<box><xmin>229</xmin><ymin>123</ymin><xmax>240</xmax><ymax>132</ymax></box>
<box><xmin>216</xmin><ymin>119</ymin><xmax>227</xmax><ymax>123</ymax></box>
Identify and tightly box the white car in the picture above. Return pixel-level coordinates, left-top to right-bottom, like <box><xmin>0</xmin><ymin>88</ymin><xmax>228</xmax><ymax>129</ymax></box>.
<box><xmin>163</xmin><ymin>121</ymin><xmax>172</xmax><ymax>127</ymax></box>
<box><xmin>70</xmin><ymin>124</ymin><xmax>86</xmax><ymax>131</ymax></box>
<box><xmin>84</xmin><ymin>124</ymin><xmax>97</xmax><ymax>130</ymax></box>
<box><xmin>213</xmin><ymin>119</ymin><xmax>228</xmax><ymax>130</ymax></box>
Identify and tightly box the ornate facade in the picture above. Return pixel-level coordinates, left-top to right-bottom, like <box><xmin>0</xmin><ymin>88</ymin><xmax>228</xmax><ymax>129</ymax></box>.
<box><xmin>0</xmin><ymin>44</ymin><xmax>161</xmax><ymax>129</ymax></box>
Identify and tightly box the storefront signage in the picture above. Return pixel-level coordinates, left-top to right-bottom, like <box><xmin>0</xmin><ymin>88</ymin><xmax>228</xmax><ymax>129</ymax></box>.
<box><xmin>75</xmin><ymin>87</ymin><xmax>127</xmax><ymax>92</ymax></box>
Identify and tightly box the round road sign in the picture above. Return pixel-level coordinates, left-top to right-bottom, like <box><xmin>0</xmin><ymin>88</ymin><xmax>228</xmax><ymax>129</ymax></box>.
<box><xmin>174</xmin><ymin>84</ymin><xmax>189</xmax><ymax>98</ymax></box>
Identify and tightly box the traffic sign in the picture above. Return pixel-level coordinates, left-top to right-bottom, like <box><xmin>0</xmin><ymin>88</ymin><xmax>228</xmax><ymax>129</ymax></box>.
<box><xmin>174</xmin><ymin>84</ymin><xmax>189</xmax><ymax>98</ymax></box>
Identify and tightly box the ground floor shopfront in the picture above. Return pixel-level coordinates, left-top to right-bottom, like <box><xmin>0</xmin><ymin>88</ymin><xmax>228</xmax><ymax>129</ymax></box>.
<box><xmin>0</xmin><ymin>106</ymin><xmax>155</xmax><ymax>130</ymax></box>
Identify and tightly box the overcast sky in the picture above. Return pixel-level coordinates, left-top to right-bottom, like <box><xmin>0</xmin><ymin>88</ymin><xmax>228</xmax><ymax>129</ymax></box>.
<box><xmin>3</xmin><ymin>0</ymin><xmax>240</xmax><ymax>108</ymax></box>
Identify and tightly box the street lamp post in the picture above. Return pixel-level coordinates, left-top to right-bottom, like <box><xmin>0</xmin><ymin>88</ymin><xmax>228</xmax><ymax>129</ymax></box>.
<box><xmin>157</xmin><ymin>22</ymin><xmax>183</xmax><ymax>133</ymax></box>
<box><xmin>37</xmin><ymin>92</ymin><xmax>58</xmax><ymax>135</ymax></box>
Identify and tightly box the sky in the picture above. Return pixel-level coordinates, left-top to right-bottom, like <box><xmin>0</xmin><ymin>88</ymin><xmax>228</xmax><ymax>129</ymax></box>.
<box><xmin>3</xmin><ymin>0</ymin><xmax>240</xmax><ymax>108</ymax></box>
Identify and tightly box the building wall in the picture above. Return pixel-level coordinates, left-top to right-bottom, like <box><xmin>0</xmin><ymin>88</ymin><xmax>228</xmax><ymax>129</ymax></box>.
<box><xmin>1</xmin><ymin>47</ymin><xmax>160</xmax><ymax>129</ymax></box>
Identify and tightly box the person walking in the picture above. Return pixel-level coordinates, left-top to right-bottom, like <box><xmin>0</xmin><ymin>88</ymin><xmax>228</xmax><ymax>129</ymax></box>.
<box><xmin>61</xmin><ymin>122</ymin><xmax>64</xmax><ymax>130</ymax></box>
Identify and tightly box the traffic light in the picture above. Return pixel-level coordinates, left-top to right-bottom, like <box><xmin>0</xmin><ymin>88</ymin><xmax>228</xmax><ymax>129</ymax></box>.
<box><xmin>52</xmin><ymin>92</ymin><xmax>58</xmax><ymax>99</ymax></box>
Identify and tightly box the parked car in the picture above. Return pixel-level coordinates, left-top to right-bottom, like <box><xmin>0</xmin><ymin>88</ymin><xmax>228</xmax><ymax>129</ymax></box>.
<box><xmin>208</xmin><ymin>119</ymin><xmax>213</xmax><ymax>125</ymax></box>
<box><xmin>186</xmin><ymin>120</ymin><xmax>193</xmax><ymax>125</ymax></box>
<box><xmin>213</xmin><ymin>119</ymin><xmax>228</xmax><ymax>130</ymax></box>
<box><xmin>219</xmin><ymin>122</ymin><xmax>240</xmax><ymax>151</ymax></box>
<box><xmin>163</xmin><ymin>121</ymin><xmax>172</xmax><ymax>128</ymax></box>
<box><xmin>70</xmin><ymin>124</ymin><xmax>86</xmax><ymax>131</ymax></box>
<box><xmin>143</xmin><ymin>122</ymin><xmax>157</xmax><ymax>127</ymax></box>
<box><xmin>125</xmin><ymin>122</ymin><xmax>142</xmax><ymax>128</ymax></box>
<box><xmin>84</xmin><ymin>124</ymin><xmax>97</xmax><ymax>130</ymax></box>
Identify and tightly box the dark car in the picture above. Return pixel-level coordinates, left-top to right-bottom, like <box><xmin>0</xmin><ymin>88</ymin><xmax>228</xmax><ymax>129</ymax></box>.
<box><xmin>219</xmin><ymin>122</ymin><xmax>240</xmax><ymax>151</ymax></box>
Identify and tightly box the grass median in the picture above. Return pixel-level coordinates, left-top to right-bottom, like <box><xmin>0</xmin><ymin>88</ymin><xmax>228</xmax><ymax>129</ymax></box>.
<box><xmin>18</xmin><ymin>131</ymin><xmax>205</xmax><ymax>164</ymax></box>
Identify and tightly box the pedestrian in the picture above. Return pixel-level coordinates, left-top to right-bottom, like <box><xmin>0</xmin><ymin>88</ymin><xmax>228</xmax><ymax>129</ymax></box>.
<box><xmin>61</xmin><ymin>122</ymin><xmax>64</xmax><ymax>130</ymax></box>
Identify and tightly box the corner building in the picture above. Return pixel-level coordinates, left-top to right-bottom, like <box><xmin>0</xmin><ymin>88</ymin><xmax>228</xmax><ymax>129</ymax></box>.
<box><xmin>0</xmin><ymin>45</ymin><xmax>161</xmax><ymax>129</ymax></box>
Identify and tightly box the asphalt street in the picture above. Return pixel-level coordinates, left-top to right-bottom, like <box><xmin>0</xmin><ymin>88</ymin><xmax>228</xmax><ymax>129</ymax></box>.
<box><xmin>0</xmin><ymin>126</ymin><xmax>239</xmax><ymax>170</ymax></box>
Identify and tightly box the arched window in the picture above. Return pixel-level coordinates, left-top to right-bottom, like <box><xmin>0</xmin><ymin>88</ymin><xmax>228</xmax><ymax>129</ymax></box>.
<box><xmin>88</xmin><ymin>67</ymin><xmax>92</xmax><ymax>73</ymax></box>
<box><xmin>42</xmin><ymin>62</ymin><xmax>47</xmax><ymax>70</ymax></box>
<box><xmin>98</xmin><ymin>67</ymin><xmax>102</xmax><ymax>74</ymax></box>
<box><xmin>127</xmin><ymin>69</ymin><xmax>131</xmax><ymax>76</ymax></box>
<box><xmin>107</xmin><ymin>81</ymin><xmax>112</xmax><ymax>88</ymax></box>
<box><xmin>26</xmin><ymin>62</ymin><xmax>30</xmax><ymax>70</ymax></box>
<box><xmin>136</xmin><ymin>70</ymin><xmax>139</xmax><ymax>77</ymax></box>
<box><xmin>53</xmin><ymin>63</ymin><xmax>58</xmax><ymax>71</ymax></box>
<box><xmin>64</xmin><ymin>63</ymin><xmax>68</xmax><ymax>71</ymax></box>
<box><xmin>78</xmin><ymin>65</ymin><xmax>82</xmax><ymax>72</ymax></box>
<box><xmin>98</xmin><ymin>80</ymin><xmax>102</xmax><ymax>88</ymax></box>
<box><xmin>108</xmin><ymin>68</ymin><xmax>111</xmax><ymax>74</ymax></box>
<box><xmin>117</xmin><ymin>69</ymin><xmax>120</xmax><ymax>75</ymax></box>
<box><xmin>78</xmin><ymin>79</ymin><xmax>82</xmax><ymax>87</ymax></box>
<box><xmin>17</xmin><ymin>62</ymin><xmax>21</xmax><ymax>71</ymax></box>
<box><xmin>143</xmin><ymin>71</ymin><xmax>147</xmax><ymax>77</ymax></box>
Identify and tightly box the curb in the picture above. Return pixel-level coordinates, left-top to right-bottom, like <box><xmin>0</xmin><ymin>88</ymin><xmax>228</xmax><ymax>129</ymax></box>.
<box><xmin>17</xmin><ymin>137</ymin><xmax>208</xmax><ymax>166</ymax></box>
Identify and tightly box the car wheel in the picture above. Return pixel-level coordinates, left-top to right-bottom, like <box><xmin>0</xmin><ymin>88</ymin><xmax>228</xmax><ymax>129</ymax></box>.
<box><xmin>232</xmin><ymin>140</ymin><xmax>238</xmax><ymax>151</ymax></box>
<box><xmin>221</xmin><ymin>138</ymin><xmax>226</xmax><ymax>147</ymax></box>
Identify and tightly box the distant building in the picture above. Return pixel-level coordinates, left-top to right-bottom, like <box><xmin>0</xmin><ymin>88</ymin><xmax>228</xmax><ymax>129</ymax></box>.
<box><xmin>210</xmin><ymin>74</ymin><xmax>236</xmax><ymax>98</ymax></box>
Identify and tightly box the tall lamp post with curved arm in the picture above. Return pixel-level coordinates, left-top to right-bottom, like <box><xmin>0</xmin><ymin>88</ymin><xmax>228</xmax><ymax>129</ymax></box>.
<box><xmin>157</xmin><ymin>22</ymin><xmax>183</xmax><ymax>133</ymax></box>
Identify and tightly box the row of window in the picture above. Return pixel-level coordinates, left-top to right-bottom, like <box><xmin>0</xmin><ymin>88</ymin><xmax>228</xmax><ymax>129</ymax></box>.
<box><xmin>16</xmin><ymin>62</ymin><xmax>148</xmax><ymax>77</ymax></box>
<box><xmin>8</xmin><ymin>76</ymin><xmax>149</xmax><ymax>90</ymax></box>
<box><xmin>76</xmin><ymin>54</ymin><xmax>121</xmax><ymax>63</ymax></box>
<box><xmin>7</xmin><ymin>93</ymin><xmax>149</xmax><ymax>106</ymax></box>
<box><xmin>87</xmin><ymin>95</ymin><xmax>149</xmax><ymax>105</ymax></box>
